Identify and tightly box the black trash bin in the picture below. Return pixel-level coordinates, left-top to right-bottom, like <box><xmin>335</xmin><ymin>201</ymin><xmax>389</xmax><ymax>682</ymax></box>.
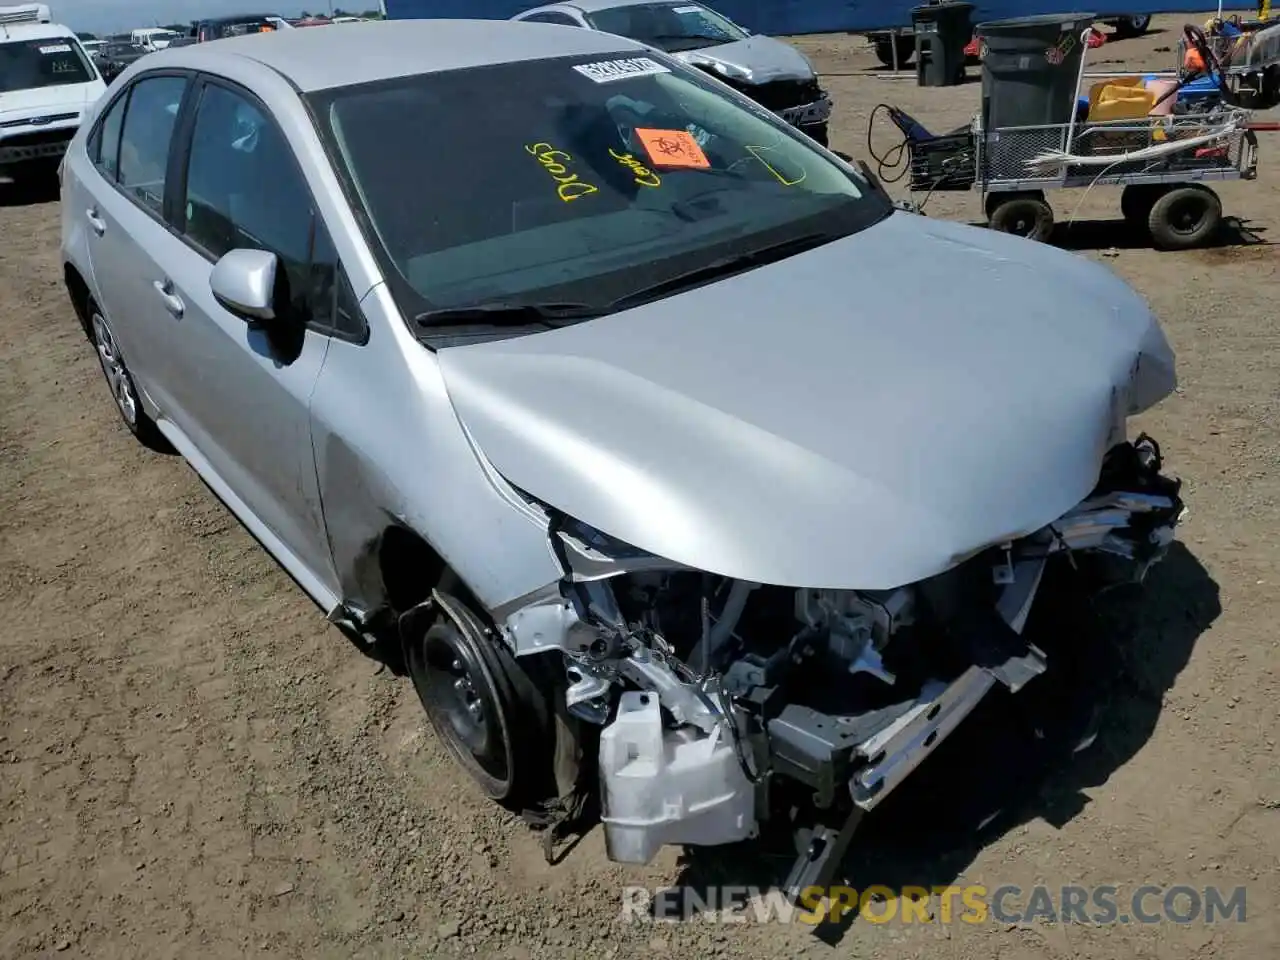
<box><xmin>977</xmin><ymin>13</ymin><xmax>1096</xmax><ymax>129</ymax></box>
<box><xmin>913</xmin><ymin>2</ymin><xmax>974</xmax><ymax>87</ymax></box>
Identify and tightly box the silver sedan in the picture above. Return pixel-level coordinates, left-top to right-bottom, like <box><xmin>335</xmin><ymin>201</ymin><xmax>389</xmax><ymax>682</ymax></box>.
<box><xmin>60</xmin><ymin>18</ymin><xmax>1184</xmax><ymax>886</ymax></box>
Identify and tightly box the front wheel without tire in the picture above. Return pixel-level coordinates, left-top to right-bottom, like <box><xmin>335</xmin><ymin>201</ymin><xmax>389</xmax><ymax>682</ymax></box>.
<box><xmin>988</xmin><ymin>195</ymin><xmax>1055</xmax><ymax>242</ymax></box>
<box><xmin>1147</xmin><ymin>184</ymin><xmax>1222</xmax><ymax>250</ymax></box>
<box><xmin>402</xmin><ymin>594</ymin><xmax>582</xmax><ymax>810</ymax></box>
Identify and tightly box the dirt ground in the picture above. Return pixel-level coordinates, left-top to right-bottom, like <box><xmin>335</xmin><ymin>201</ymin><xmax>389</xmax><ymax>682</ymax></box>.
<box><xmin>2</xmin><ymin>13</ymin><xmax>1279</xmax><ymax>959</ymax></box>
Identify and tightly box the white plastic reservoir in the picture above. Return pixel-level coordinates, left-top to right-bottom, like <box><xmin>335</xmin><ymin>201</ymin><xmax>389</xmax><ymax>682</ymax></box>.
<box><xmin>598</xmin><ymin>690</ymin><xmax>757</xmax><ymax>864</ymax></box>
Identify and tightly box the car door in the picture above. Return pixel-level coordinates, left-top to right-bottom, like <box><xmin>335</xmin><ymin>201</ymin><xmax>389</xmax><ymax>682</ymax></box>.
<box><xmin>151</xmin><ymin>76</ymin><xmax>340</xmax><ymax>598</ymax></box>
<box><xmin>80</xmin><ymin>71</ymin><xmax>192</xmax><ymax>415</ymax></box>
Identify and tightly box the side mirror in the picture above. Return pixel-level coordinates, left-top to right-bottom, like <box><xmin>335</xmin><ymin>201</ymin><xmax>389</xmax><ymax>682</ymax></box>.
<box><xmin>210</xmin><ymin>248</ymin><xmax>278</xmax><ymax>322</ymax></box>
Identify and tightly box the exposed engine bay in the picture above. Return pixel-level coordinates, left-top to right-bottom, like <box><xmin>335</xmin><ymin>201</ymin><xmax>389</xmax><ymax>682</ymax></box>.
<box><xmin>498</xmin><ymin>434</ymin><xmax>1183</xmax><ymax>890</ymax></box>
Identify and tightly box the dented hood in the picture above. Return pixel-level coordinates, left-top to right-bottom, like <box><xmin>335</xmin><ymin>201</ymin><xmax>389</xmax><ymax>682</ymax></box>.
<box><xmin>437</xmin><ymin>213</ymin><xmax>1176</xmax><ymax>590</ymax></box>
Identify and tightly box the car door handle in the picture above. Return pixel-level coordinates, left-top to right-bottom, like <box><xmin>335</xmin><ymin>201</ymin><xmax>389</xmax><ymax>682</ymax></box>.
<box><xmin>86</xmin><ymin>207</ymin><xmax>106</xmax><ymax>237</ymax></box>
<box><xmin>152</xmin><ymin>280</ymin><xmax>185</xmax><ymax>318</ymax></box>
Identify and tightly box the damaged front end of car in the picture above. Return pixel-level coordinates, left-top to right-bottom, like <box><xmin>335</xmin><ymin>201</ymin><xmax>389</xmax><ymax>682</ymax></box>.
<box><xmin>494</xmin><ymin>433</ymin><xmax>1183</xmax><ymax>891</ymax></box>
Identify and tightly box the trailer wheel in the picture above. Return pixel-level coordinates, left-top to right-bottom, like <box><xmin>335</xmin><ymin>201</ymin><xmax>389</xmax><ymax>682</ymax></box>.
<box><xmin>874</xmin><ymin>35</ymin><xmax>916</xmax><ymax>68</ymax></box>
<box><xmin>1147</xmin><ymin>184</ymin><xmax>1222</xmax><ymax>250</ymax></box>
<box><xmin>988</xmin><ymin>193</ymin><xmax>1055</xmax><ymax>243</ymax></box>
<box><xmin>1120</xmin><ymin>184</ymin><xmax>1166</xmax><ymax>224</ymax></box>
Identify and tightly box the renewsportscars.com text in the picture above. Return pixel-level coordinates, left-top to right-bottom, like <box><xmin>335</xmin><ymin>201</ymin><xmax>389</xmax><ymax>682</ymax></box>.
<box><xmin>620</xmin><ymin>884</ymin><xmax>1248</xmax><ymax>926</ymax></box>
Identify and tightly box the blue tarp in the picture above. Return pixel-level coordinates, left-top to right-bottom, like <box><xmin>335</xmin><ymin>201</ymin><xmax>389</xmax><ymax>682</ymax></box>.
<box><xmin>382</xmin><ymin>1</ymin><xmax>1235</xmax><ymax>34</ymax></box>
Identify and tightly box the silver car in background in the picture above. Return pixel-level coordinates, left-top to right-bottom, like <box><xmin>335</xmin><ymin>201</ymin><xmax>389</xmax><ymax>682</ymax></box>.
<box><xmin>60</xmin><ymin>19</ymin><xmax>1184</xmax><ymax>892</ymax></box>
<box><xmin>512</xmin><ymin>0</ymin><xmax>833</xmax><ymax>145</ymax></box>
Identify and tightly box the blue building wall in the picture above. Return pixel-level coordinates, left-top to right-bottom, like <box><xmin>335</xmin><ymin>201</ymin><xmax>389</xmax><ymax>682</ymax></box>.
<box><xmin>382</xmin><ymin>1</ymin><xmax>1237</xmax><ymax>34</ymax></box>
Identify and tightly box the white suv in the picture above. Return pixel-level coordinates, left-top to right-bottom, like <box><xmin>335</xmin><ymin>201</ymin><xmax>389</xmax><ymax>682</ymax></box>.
<box><xmin>0</xmin><ymin>4</ymin><xmax>107</xmax><ymax>181</ymax></box>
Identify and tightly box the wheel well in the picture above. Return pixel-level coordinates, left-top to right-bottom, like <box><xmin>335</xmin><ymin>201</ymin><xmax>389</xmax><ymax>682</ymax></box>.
<box><xmin>64</xmin><ymin>263</ymin><xmax>92</xmax><ymax>331</ymax></box>
<box><xmin>377</xmin><ymin>526</ymin><xmax>450</xmax><ymax>615</ymax></box>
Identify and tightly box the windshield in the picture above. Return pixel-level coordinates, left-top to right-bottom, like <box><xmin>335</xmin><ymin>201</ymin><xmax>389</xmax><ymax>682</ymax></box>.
<box><xmin>307</xmin><ymin>53</ymin><xmax>888</xmax><ymax>328</ymax></box>
<box><xmin>585</xmin><ymin>2</ymin><xmax>749</xmax><ymax>52</ymax></box>
<box><xmin>0</xmin><ymin>37</ymin><xmax>95</xmax><ymax>93</ymax></box>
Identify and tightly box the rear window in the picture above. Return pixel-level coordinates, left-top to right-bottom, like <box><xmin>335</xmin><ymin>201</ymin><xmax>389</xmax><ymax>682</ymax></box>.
<box><xmin>0</xmin><ymin>38</ymin><xmax>95</xmax><ymax>93</ymax></box>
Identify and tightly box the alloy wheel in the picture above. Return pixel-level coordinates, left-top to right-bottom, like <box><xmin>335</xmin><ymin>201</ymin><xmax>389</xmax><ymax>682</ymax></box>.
<box><xmin>91</xmin><ymin>310</ymin><xmax>138</xmax><ymax>427</ymax></box>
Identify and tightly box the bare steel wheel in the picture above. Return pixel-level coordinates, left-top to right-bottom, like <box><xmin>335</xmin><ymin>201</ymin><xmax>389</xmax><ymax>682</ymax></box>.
<box><xmin>401</xmin><ymin>592</ymin><xmax>586</xmax><ymax>811</ymax></box>
<box><xmin>89</xmin><ymin>305</ymin><xmax>164</xmax><ymax>447</ymax></box>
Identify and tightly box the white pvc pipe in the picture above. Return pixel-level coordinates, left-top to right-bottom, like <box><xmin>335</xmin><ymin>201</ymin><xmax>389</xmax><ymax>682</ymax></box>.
<box><xmin>1061</xmin><ymin>28</ymin><xmax>1095</xmax><ymax>162</ymax></box>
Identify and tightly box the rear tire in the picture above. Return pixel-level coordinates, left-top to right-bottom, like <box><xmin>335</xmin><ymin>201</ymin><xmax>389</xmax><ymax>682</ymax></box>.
<box><xmin>1147</xmin><ymin>184</ymin><xmax>1222</xmax><ymax>250</ymax></box>
<box><xmin>88</xmin><ymin>302</ymin><xmax>166</xmax><ymax>449</ymax></box>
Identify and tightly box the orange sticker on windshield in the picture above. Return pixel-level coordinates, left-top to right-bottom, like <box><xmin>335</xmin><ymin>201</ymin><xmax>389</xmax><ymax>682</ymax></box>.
<box><xmin>635</xmin><ymin>129</ymin><xmax>710</xmax><ymax>169</ymax></box>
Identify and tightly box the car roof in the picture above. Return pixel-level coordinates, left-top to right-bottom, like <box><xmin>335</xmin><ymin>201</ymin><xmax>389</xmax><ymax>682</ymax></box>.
<box><xmin>0</xmin><ymin>21</ymin><xmax>75</xmax><ymax>42</ymax></box>
<box><xmin>145</xmin><ymin>18</ymin><xmax>648</xmax><ymax>93</ymax></box>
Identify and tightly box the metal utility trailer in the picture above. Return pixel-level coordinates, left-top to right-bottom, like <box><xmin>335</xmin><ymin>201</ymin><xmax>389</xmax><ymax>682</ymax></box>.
<box><xmin>887</xmin><ymin>17</ymin><xmax>1275</xmax><ymax>250</ymax></box>
<box><xmin>973</xmin><ymin>107</ymin><xmax>1259</xmax><ymax>248</ymax></box>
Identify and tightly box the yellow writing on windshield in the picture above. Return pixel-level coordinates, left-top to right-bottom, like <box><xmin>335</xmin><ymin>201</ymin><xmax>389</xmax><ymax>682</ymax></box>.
<box><xmin>525</xmin><ymin>142</ymin><xmax>599</xmax><ymax>202</ymax></box>
<box><xmin>745</xmin><ymin>144</ymin><xmax>807</xmax><ymax>186</ymax></box>
<box><xmin>608</xmin><ymin>148</ymin><xmax>661</xmax><ymax>188</ymax></box>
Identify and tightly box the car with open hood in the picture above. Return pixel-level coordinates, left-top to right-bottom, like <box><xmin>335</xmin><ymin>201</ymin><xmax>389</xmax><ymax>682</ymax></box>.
<box><xmin>59</xmin><ymin>18</ymin><xmax>1184</xmax><ymax>892</ymax></box>
<box><xmin>511</xmin><ymin>0</ymin><xmax>832</xmax><ymax>145</ymax></box>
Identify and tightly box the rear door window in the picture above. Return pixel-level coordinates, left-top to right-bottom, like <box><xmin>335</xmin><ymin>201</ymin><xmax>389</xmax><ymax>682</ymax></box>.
<box><xmin>116</xmin><ymin>75</ymin><xmax>188</xmax><ymax>215</ymax></box>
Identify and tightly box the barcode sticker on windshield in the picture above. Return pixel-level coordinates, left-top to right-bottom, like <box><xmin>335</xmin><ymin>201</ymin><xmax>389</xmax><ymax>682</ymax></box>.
<box><xmin>672</xmin><ymin>5</ymin><xmax>702</xmax><ymax>12</ymax></box>
<box><xmin>573</xmin><ymin>57</ymin><xmax>670</xmax><ymax>84</ymax></box>
<box><xmin>38</xmin><ymin>44</ymin><xmax>73</xmax><ymax>54</ymax></box>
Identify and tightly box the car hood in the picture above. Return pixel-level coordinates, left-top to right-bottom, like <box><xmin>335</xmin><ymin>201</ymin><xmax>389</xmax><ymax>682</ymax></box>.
<box><xmin>0</xmin><ymin>82</ymin><xmax>102</xmax><ymax>123</ymax></box>
<box><xmin>672</xmin><ymin>35</ymin><xmax>814</xmax><ymax>84</ymax></box>
<box><xmin>437</xmin><ymin>213</ymin><xmax>1176</xmax><ymax>590</ymax></box>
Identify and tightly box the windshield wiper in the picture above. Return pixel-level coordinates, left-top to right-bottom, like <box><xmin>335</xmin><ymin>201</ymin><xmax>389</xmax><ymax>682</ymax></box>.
<box><xmin>606</xmin><ymin>231</ymin><xmax>844</xmax><ymax>311</ymax></box>
<box><xmin>646</xmin><ymin>33</ymin><xmax>734</xmax><ymax>44</ymax></box>
<box><xmin>414</xmin><ymin>300</ymin><xmax>605</xmax><ymax>328</ymax></box>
